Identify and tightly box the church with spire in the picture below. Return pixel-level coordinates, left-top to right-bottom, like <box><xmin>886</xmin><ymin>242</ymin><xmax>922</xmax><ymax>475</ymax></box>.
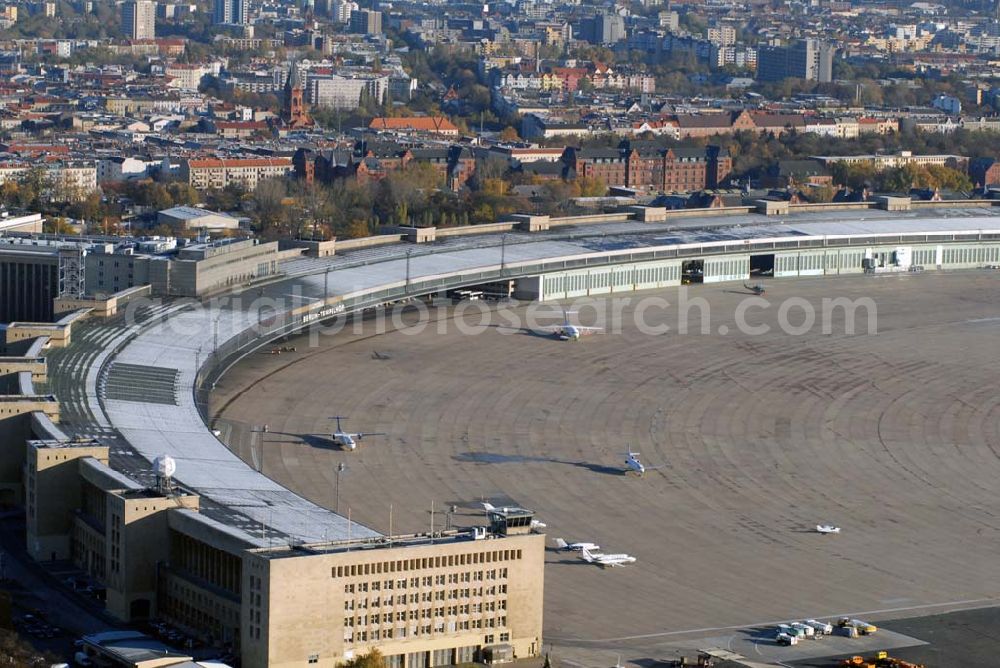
<box><xmin>282</xmin><ymin>61</ymin><xmax>314</xmax><ymax>130</ymax></box>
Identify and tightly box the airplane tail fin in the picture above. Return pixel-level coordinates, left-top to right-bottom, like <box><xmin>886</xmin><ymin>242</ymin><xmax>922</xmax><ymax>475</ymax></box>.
<box><xmin>580</xmin><ymin>548</ymin><xmax>595</xmax><ymax>562</ymax></box>
<box><xmin>554</xmin><ymin>538</ymin><xmax>567</xmax><ymax>549</ymax></box>
<box><xmin>481</xmin><ymin>502</ymin><xmax>496</xmax><ymax>512</ymax></box>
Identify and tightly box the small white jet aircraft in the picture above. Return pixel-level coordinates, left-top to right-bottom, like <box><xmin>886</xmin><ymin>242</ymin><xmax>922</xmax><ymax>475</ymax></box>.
<box><xmin>625</xmin><ymin>448</ymin><xmax>664</xmax><ymax>476</ymax></box>
<box><xmin>553</xmin><ymin>538</ymin><xmax>600</xmax><ymax>552</ymax></box>
<box><xmin>580</xmin><ymin>547</ymin><xmax>636</xmax><ymax>568</ymax></box>
<box><xmin>329</xmin><ymin>416</ymin><xmax>385</xmax><ymax>451</ymax></box>
<box><xmin>625</xmin><ymin>449</ymin><xmax>646</xmax><ymax>475</ymax></box>
<box><xmin>816</xmin><ymin>524</ymin><xmax>841</xmax><ymax>534</ymax></box>
<box><xmin>544</xmin><ymin>309</ymin><xmax>603</xmax><ymax>341</ymax></box>
<box><xmin>481</xmin><ymin>502</ymin><xmax>547</xmax><ymax>530</ymax></box>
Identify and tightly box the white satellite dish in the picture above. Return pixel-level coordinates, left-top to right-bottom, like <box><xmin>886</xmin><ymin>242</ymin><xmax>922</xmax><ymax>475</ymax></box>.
<box><xmin>154</xmin><ymin>455</ymin><xmax>177</xmax><ymax>479</ymax></box>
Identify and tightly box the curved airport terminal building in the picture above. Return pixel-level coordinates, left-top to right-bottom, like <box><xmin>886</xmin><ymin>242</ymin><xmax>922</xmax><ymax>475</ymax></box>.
<box><xmin>2</xmin><ymin>199</ymin><xmax>1000</xmax><ymax>668</ymax></box>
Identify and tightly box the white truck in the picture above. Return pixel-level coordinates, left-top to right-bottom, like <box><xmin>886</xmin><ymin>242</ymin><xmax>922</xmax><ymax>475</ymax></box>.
<box><xmin>804</xmin><ymin>619</ymin><xmax>833</xmax><ymax>635</ymax></box>
<box><xmin>783</xmin><ymin>625</ymin><xmax>806</xmax><ymax>640</ymax></box>
<box><xmin>791</xmin><ymin>622</ymin><xmax>815</xmax><ymax>638</ymax></box>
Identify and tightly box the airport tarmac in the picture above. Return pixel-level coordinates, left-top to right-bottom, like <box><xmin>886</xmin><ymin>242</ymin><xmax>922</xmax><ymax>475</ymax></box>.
<box><xmin>210</xmin><ymin>271</ymin><xmax>1000</xmax><ymax>666</ymax></box>
<box><xmin>790</xmin><ymin>606</ymin><xmax>1000</xmax><ymax>667</ymax></box>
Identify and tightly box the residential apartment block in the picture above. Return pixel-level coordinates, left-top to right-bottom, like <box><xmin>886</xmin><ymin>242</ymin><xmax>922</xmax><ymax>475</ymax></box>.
<box><xmin>0</xmin><ymin>162</ymin><xmax>97</xmax><ymax>201</ymax></box>
<box><xmin>309</xmin><ymin>74</ymin><xmax>389</xmax><ymax>110</ymax></box>
<box><xmin>757</xmin><ymin>39</ymin><xmax>835</xmax><ymax>83</ymax></box>
<box><xmin>180</xmin><ymin>157</ymin><xmax>294</xmax><ymax>191</ymax></box>
<box><xmin>121</xmin><ymin>0</ymin><xmax>155</xmax><ymax>40</ymax></box>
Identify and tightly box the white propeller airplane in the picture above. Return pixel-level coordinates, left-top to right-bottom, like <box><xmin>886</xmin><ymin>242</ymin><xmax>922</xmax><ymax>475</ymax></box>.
<box><xmin>481</xmin><ymin>502</ymin><xmax>547</xmax><ymax>530</ymax></box>
<box><xmin>544</xmin><ymin>309</ymin><xmax>603</xmax><ymax>341</ymax></box>
<box><xmin>553</xmin><ymin>538</ymin><xmax>600</xmax><ymax>552</ymax></box>
<box><xmin>580</xmin><ymin>547</ymin><xmax>636</xmax><ymax>568</ymax></box>
<box><xmin>816</xmin><ymin>524</ymin><xmax>841</xmax><ymax>534</ymax></box>
<box><xmin>329</xmin><ymin>416</ymin><xmax>385</xmax><ymax>451</ymax></box>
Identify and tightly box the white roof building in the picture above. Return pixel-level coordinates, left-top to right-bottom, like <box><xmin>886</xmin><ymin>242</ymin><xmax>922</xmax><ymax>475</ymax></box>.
<box><xmin>157</xmin><ymin>206</ymin><xmax>242</xmax><ymax>231</ymax></box>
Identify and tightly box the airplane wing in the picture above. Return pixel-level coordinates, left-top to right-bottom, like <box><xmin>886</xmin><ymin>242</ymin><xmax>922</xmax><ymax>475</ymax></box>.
<box><xmin>604</xmin><ymin>556</ymin><xmax>636</xmax><ymax>566</ymax></box>
<box><xmin>541</xmin><ymin>325</ymin><xmax>603</xmax><ymax>333</ymax></box>
<box><xmin>356</xmin><ymin>432</ymin><xmax>387</xmax><ymax>439</ymax></box>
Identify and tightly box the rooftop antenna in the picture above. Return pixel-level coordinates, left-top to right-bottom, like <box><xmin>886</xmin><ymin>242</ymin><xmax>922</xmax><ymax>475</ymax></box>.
<box><xmin>347</xmin><ymin>506</ymin><xmax>352</xmax><ymax>549</ymax></box>
<box><xmin>430</xmin><ymin>499</ymin><xmax>435</xmax><ymax>543</ymax></box>
<box><xmin>389</xmin><ymin>503</ymin><xmax>393</xmax><ymax>547</ymax></box>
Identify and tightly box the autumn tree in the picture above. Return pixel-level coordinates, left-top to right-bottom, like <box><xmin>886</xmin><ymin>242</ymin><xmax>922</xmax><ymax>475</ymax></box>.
<box><xmin>924</xmin><ymin>164</ymin><xmax>972</xmax><ymax>192</ymax></box>
<box><xmin>576</xmin><ymin>176</ymin><xmax>607</xmax><ymax>197</ymax></box>
<box><xmin>205</xmin><ymin>183</ymin><xmax>246</xmax><ymax>212</ymax></box>
<box><xmin>831</xmin><ymin>162</ymin><xmax>877</xmax><ymax>190</ymax></box>
<box><xmin>343</xmin><ymin>648</ymin><xmax>387</xmax><ymax>668</ymax></box>
<box><xmin>499</xmin><ymin>126</ymin><xmax>520</xmax><ymax>142</ymax></box>
<box><xmin>44</xmin><ymin>217</ymin><xmax>78</xmax><ymax>234</ymax></box>
<box><xmin>369</xmin><ymin>162</ymin><xmax>445</xmax><ymax>226</ymax></box>
<box><xmin>254</xmin><ymin>178</ymin><xmax>287</xmax><ymax>213</ymax></box>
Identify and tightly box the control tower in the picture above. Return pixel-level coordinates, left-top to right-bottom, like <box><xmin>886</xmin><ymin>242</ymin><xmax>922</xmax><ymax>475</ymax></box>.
<box><xmin>485</xmin><ymin>505</ymin><xmax>537</xmax><ymax>536</ymax></box>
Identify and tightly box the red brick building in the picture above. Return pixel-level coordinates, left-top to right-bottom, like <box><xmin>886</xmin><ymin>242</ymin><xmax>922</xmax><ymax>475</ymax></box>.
<box><xmin>367</xmin><ymin>116</ymin><xmax>460</xmax><ymax>137</ymax></box>
<box><xmin>563</xmin><ymin>144</ymin><xmax>731</xmax><ymax>192</ymax></box>
<box><xmin>564</xmin><ymin>147</ymin><xmax>627</xmax><ymax>185</ymax></box>
<box><xmin>674</xmin><ymin>110</ymin><xmax>756</xmax><ymax>139</ymax></box>
<box><xmin>294</xmin><ymin>143</ymin><xmax>476</xmax><ymax>191</ymax></box>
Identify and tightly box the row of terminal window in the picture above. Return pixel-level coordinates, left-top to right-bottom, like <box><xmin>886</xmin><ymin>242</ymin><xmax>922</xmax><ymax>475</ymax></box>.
<box><xmin>345</xmin><ymin>601</ymin><xmax>505</xmax><ymax>625</ymax></box>
<box><xmin>346</xmin><ymin>592</ymin><xmax>507</xmax><ymax>611</ymax></box>
<box><xmin>344</xmin><ymin>617</ymin><xmax>508</xmax><ymax>643</ymax></box>
<box><xmin>343</xmin><ymin>568</ymin><xmax>508</xmax><ymax>594</ymax></box>
<box><xmin>943</xmin><ymin>246</ymin><xmax>1000</xmax><ymax>263</ymax></box>
<box><xmin>332</xmin><ymin>552</ymin><xmax>519</xmax><ymax>579</ymax></box>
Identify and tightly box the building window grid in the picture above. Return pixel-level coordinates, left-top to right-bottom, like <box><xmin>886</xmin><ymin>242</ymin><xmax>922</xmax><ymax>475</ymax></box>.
<box><xmin>338</xmin><ymin>555</ymin><xmax>513</xmax><ymax>647</ymax></box>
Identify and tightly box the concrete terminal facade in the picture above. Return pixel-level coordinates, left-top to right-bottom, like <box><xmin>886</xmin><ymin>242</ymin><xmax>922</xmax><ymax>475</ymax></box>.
<box><xmin>2</xmin><ymin>206</ymin><xmax>1000</xmax><ymax>667</ymax></box>
<box><xmin>0</xmin><ymin>235</ymin><xmax>284</xmax><ymax>322</ymax></box>
<box><xmin>243</xmin><ymin>525</ymin><xmax>543</xmax><ymax>668</ymax></box>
